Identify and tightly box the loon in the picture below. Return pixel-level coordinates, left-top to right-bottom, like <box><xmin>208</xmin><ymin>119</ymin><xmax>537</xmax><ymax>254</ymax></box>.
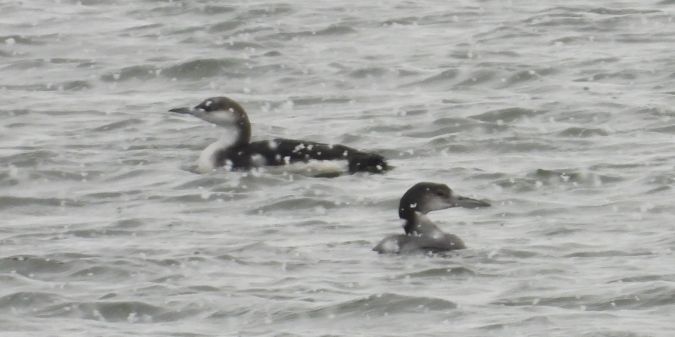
<box><xmin>373</xmin><ymin>182</ymin><xmax>491</xmax><ymax>254</ymax></box>
<box><xmin>170</xmin><ymin>97</ymin><xmax>389</xmax><ymax>175</ymax></box>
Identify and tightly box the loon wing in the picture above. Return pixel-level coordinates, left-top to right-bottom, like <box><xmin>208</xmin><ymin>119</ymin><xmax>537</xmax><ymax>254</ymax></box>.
<box><xmin>416</xmin><ymin>233</ymin><xmax>466</xmax><ymax>251</ymax></box>
<box><xmin>373</xmin><ymin>233</ymin><xmax>465</xmax><ymax>254</ymax></box>
<box><xmin>248</xmin><ymin>138</ymin><xmax>388</xmax><ymax>173</ymax></box>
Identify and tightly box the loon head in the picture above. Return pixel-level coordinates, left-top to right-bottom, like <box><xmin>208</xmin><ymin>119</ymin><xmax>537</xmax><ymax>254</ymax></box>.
<box><xmin>170</xmin><ymin>96</ymin><xmax>249</xmax><ymax>128</ymax></box>
<box><xmin>398</xmin><ymin>182</ymin><xmax>490</xmax><ymax>219</ymax></box>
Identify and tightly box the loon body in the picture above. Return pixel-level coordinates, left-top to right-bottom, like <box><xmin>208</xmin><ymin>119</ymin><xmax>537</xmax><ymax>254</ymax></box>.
<box><xmin>170</xmin><ymin>97</ymin><xmax>389</xmax><ymax>175</ymax></box>
<box><xmin>373</xmin><ymin>182</ymin><xmax>491</xmax><ymax>254</ymax></box>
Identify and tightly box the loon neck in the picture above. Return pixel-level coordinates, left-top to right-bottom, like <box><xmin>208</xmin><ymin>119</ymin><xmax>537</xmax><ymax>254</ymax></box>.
<box><xmin>402</xmin><ymin>212</ymin><xmax>443</xmax><ymax>236</ymax></box>
<box><xmin>232</xmin><ymin>114</ymin><xmax>251</xmax><ymax>148</ymax></box>
<box><xmin>399</xmin><ymin>206</ymin><xmax>416</xmax><ymax>220</ymax></box>
<box><xmin>403</xmin><ymin>219</ymin><xmax>417</xmax><ymax>235</ymax></box>
<box><xmin>400</xmin><ymin>208</ymin><xmax>421</xmax><ymax>235</ymax></box>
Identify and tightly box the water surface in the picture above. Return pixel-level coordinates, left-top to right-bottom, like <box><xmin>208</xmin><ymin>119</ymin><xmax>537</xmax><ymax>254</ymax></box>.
<box><xmin>1</xmin><ymin>1</ymin><xmax>674</xmax><ymax>336</ymax></box>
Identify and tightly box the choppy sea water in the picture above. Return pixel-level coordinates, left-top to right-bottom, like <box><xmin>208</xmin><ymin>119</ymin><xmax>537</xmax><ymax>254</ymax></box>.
<box><xmin>1</xmin><ymin>0</ymin><xmax>675</xmax><ymax>336</ymax></box>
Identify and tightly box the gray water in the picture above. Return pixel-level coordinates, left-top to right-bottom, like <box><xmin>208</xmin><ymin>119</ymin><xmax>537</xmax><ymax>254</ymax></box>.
<box><xmin>2</xmin><ymin>1</ymin><xmax>675</xmax><ymax>336</ymax></box>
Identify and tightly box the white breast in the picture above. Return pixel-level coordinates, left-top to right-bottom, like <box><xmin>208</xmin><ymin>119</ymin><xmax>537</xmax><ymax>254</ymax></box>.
<box><xmin>196</xmin><ymin>128</ymin><xmax>238</xmax><ymax>173</ymax></box>
<box><xmin>196</xmin><ymin>140</ymin><xmax>222</xmax><ymax>173</ymax></box>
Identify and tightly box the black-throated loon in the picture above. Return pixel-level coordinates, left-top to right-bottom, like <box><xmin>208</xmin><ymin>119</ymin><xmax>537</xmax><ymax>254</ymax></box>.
<box><xmin>373</xmin><ymin>182</ymin><xmax>491</xmax><ymax>254</ymax></box>
<box><xmin>170</xmin><ymin>97</ymin><xmax>390</xmax><ymax>175</ymax></box>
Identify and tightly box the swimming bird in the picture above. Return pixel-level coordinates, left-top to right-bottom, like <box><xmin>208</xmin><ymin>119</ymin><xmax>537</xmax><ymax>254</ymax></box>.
<box><xmin>373</xmin><ymin>182</ymin><xmax>490</xmax><ymax>254</ymax></box>
<box><xmin>170</xmin><ymin>97</ymin><xmax>389</xmax><ymax>175</ymax></box>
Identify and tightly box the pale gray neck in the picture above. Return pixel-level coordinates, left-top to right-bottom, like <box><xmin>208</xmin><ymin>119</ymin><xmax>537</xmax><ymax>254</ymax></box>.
<box><xmin>406</xmin><ymin>212</ymin><xmax>444</xmax><ymax>236</ymax></box>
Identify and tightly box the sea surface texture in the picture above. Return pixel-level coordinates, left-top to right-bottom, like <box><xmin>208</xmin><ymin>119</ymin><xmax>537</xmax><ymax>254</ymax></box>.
<box><xmin>1</xmin><ymin>0</ymin><xmax>674</xmax><ymax>336</ymax></box>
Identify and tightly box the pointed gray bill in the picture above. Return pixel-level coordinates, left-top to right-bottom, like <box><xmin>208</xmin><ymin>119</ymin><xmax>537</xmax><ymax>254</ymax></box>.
<box><xmin>169</xmin><ymin>107</ymin><xmax>194</xmax><ymax>114</ymax></box>
<box><xmin>453</xmin><ymin>195</ymin><xmax>491</xmax><ymax>208</ymax></box>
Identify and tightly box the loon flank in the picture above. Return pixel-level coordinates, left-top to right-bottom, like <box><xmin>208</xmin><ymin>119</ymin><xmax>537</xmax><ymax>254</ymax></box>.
<box><xmin>373</xmin><ymin>182</ymin><xmax>491</xmax><ymax>254</ymax></box>
<box><xmin>170</xmin><ymin>97</ymin><xmax>389</xmax><ymax>175</ymax></box>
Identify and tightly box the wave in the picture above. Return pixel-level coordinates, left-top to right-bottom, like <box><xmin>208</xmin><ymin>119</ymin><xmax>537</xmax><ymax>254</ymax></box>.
<box><xmin>279</xmin><ymin>293</ymin><xmax>457</xmax><ymax>321</ymax></box>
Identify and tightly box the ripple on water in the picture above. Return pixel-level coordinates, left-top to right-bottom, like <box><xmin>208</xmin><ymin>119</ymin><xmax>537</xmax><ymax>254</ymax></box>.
<box><xmin>68</xmin><ymin>265</ymin><xmax>134</xmax><ymax>281</ymax></box>
<box><xmin>497</xmin><ymin>173</ymin><xmax>603</xmax><ymax>196</ymax></box>
<box><xmin>199</xmin><ymin>5</ymin><xmax>236</xmax><ymax>15</ymax></box>
<box><xmin>574</xmin><ymin>70</ymin><xmax>639</xmax><ymax>84</ymax></box>
<box><xmin>413</xmin><ymin>118</ymin><xmax>509</xmax><ymax>139</ymax></box>
<box><xmin>0</xmin><ymin>34</ymin><xmax>46</xmax><ymax>45</ymax></box>
<box><xmin>4</xmin><ymin>80</ymin><xmax>92</xmax><ymax>91</ymax></box>
<box><xmin>479</xmin><ymin>316</ymin><xmax>553</xmax><ymax>332</ymax></box>
<box><xmin>455</xmin><ymin>68</ymin><xmax>498</xmax><ymax>87</ymax></box>
<box><xmin>394</xmin><ymin>266</ymin><xmax>477</xmax><ymax>280</ymax></box>
<box><xmin>591</xmin><ymin>285</ymin><xmax>675</xmax><ymax>311</ymax></box>
<box><xmin>165</xmin><ymin>58</ymin><xmax>248</xmax><ymax>79</ymax></box>
<box><xmin>207</xmin><ymin>20</ymin><xmax>242</xmax><ymax>33</ymax></box>
<box><xmin>564</xmin><ymin>250</ymin><xmax>653</xmax><ymax>258</ymax></box>
<box><xmin>347</xmin><ymin>66</ymin><xmax>390</xmax><ymax>79</ymax></box>
<box><xmin>2</xmin><ymin>150</ymin><xmax>61</xmax><ymax>167</ymax></box>
<box><xmin>502</xmin><ymin>68</ymin><xmax>556</xmax><ymax>87</ymax></box>
<box><xmin>404</xmin><ymin>68</ymin><xmax>459</xmax><ymax>88</ymax></box>
<box><xmin>557</xmin><ymin>127</ymin><xmax>609</xmax><ymax>137</ymax></box>
<box><xmin>35</xmin><ymin>301</ymin><xmax>198</xmax><ymax>322</ymax></box>
<box><xmin>0</xmin><ymin>196</ymin><xmax>85</xmax><ymax>211</ymax></box>
<box><xmin>528</xmin><ymin>168</ymin><xmax>623</xmax><ymax>186</ymax></box>
<box><xmin>610</xmin><ymin>274</ymin><xmax>675</xmax><ymax>283</ymax></box>
<box><xmin>281</xmin><ymin>293</ymin><xmax>457</xmax><ymax>321</ymax></box>
<box><xmin>0</xmin><ymin>292</ymin><xmax>65</xmax><ymax>314</ymax></box>
<box><xmin>100</xmin><ymin>65</ymin><xmax>159</xmax><ymax>82</ymax></box>
<box><xmin>90</xmin><ymin>118</ymin><xmax>144</xmax><ymax>132</ymax></box>
<box><xmin>5</xmin><ymin>59</ymin><xmax>46</xmax><ymax>70</ymax></box>
<box><xmin>0</xmin><ymin>255</ymin><xmax>71</xmax><ymax>277</ymax></box>
<box><xmin>648</xmin><ymin>125</ymin><xmax>675</xmax><ymax>134</ymax></box>
<box><xmin>470</xmin><ymin>107</ymin><xmax>542</xmax><ymax>123</ymax></box>
<box><xmin>213</xmin><ymin>40</ymin><xmax>266</xmax><ymax>51</ymax></box>
<box><xmin>248</xmin><ymin>197</ymin><xmax>339</xmax><ymax>215</ymax></box>
<box><xmin>270</xmin><ymin>25</ymin><xmax>357</xmax><ymax>41</ymax></box>
<box><xmin>173</xmin><ymin>176</ymin><xmax>231</xmax><ymax>189</ymax></box>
